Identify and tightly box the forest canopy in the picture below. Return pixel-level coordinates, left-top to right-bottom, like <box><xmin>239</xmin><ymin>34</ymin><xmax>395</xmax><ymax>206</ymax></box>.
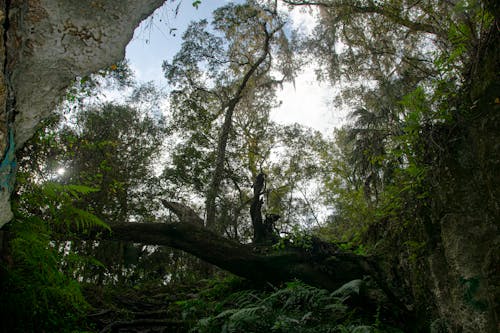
<box><xmin>0</xmin><ymin>0</ymin><xmax>498</xmax><ymax>332</ymax></box>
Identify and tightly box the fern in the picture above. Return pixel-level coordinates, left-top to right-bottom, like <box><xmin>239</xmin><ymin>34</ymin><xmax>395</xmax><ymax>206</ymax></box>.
<box><xmin>22</xmin><ymin>181</ymin><xmax>109</xmax><ymax>231</ymax></box>
<box><xmin>1</xmin><ymin>215</ymin><xmax>90</xmax><ymax>332</ymax></box>
<box><xmin>189</xmin><ymin>279</ymin><xmax>404</xmax><ymax>333</ymax></box>
<box><xmin>65</xmin><ymin>206</ymin><xmax>110</xmax><ymax>231</ymax></box>
<box><xmin>0</xmin><ymin>178</ymin><xmax>107</xmax><ymax>331</ymax></box>
<box><xmin>332</xmin><ymin>279</ymin><xmax>365</xmax><ymax>302</ymax></box>
<box><xmin>225</xmin><ymin>306</ymin><xmax>266</xmax><ymax>332</ymax></box>
<box><xmin>214</xmin><ymin>308</ymin><xmax>239</xmax><ymax>320</ymax></box>
<box><xmin>41</xmin><ymin>182</ymin><xmax>98</xmax><ymax>200</ymax></box>
<box><xmin>225</xmin><ymin>289</ymin><xmax>263</xmax><ymax>308</ymax></box>
<box><xmin>65</xmin><ymin>183</ymin><xmax>101</xmax><ymax>196</ymax></box>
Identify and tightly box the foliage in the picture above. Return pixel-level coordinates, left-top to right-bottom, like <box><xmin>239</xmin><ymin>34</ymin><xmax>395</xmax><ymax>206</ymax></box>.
<box><xmin>273</xmin><ymin>225</ymin><xmax>314</xmax><ymax>251</ymax></box>
<box><xmin>300</xmin><ymin>6</ymin><xmax>498</xmax><ymax>328</ymax></box>
<box><xmin>174</xmin><ymin>278</ymin><xmax>403</xmax><ymax>333</ymax></box>
<box><xmin>12</xmin><ymin>82</ymin><xmax>174</xmax><ymax>289</ymax></box>
<box><xmin>163</xmin><ymin>1</ymin><xmax>289</xmax><ymax>232</ymax></box>
<box><xmin>0</xmin><ymin>218</ymin><xmax>88</xmax><ymax>332</ymax></box>
<box><xmin>18</xmin><ymin>181</ymin><xmax>109</xmax><ymax>232</ymax></box>
<box><xmin>192</xmin><ymin>0</ymin><xmax>202</xmax><ymax>9</ymax></box>
<box><xmin>65</xmin><ymin>60</ymin><xmax>134</xmax><ymax>107</ymax></box>
<box><xmin>0</xmin><ymin>178</ymin><xmax>108</xmax><ymax>332</ymax></box>
<box><xmin>2</xmin><ymin>0</ymin><xmax>496</xmax><ymax>331</ymax></box>
<box><xmin>293</xmin><ymin>1</ymin><xmax>496</xmax><ymax>250</ymax></box>
<box><xmin>20</xmin><ymin>101</ymin><xmax>168</xmax><ymax>225</ymax></box>
<box><xmin>162</xmin><ymin>1</ymin><xmax>325</xmax><ymax>238</ymax></box>
<box><xmin>53</xmin><ymin>102</ymin><xmax>170</xmax><ymax>285</ymax></box>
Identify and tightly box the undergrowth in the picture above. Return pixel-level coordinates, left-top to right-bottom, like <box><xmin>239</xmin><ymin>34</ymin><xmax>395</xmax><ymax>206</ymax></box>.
<box><xmin>0</xmin><ymin>180</ymin><xmax>108</xmax><ymax>332</ymax></box>
<box><xmin>171</xmin><ymin>277</ymin><xmax>404</xmax><ymax>333</ymax></box>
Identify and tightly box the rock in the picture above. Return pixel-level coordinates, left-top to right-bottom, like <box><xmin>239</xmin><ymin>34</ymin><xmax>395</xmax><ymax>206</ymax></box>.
<box><xmin>0</xmin><ymin>0</ymin><xmax>166</xmax><ymax>227</ymax></box>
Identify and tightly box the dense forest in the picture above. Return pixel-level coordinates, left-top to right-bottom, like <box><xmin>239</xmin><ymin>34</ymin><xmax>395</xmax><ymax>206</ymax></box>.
<box><xmin>0</xmin><ymin>0</ymin><xmax>498</xmax><ymax>332</ymax></box>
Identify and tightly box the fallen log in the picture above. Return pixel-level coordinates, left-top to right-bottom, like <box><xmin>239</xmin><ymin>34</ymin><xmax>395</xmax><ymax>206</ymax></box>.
<box><xmin>88</xmin><ymin>201</ymin><xmax>374</xmax><ymax>292</ymax></box>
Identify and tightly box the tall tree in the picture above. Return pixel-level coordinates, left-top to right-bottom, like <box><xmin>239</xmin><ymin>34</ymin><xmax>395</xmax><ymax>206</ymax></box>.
<box><xmin>163</xmin><ymin>1</ymin><xmax>296</xmax><ymax>230</ymax></box>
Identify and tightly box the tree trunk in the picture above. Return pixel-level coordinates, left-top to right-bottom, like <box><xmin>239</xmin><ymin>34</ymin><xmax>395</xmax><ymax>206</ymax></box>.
<box><xmin>84</xmin><ymin>201</ymin><xmax>404</xmax><ymax>315</ymax></box>
<box><xmin>250</xmin><ymin>172</ymin><xmax>278</xmax><ymax>244</ymax></box>
<box><xmin>84</xmin><ymin>202</ymin><xmax>415</xmax><ymax>328</ymax></box>
<box><xmin>93</xmin><ymin>218</ymin><xmax>373</xmax><ymax>292</ymax></box>
<box><xmin>205</xmin><ymin>22</ymin><xmax>281</xmax><ymax>228</ymax></box>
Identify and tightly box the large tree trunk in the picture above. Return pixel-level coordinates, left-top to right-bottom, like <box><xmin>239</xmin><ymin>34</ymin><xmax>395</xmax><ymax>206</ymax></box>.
<box><xmin>88</xmin><ymin>201</ymin><xmax>412</xmax><ymax>324</ymax></box>
<box><xmin>85</xmin><ymin>203</ymin><xmax>417</xmax><ymax>330</ymax></box>
<box><xmin>97</xmin><ymin>219</ymin><xmax>372</xmax><ymax>291</ymax></box>
<box><xmin>102</xmin><ymin>203</ymin><xmax>371</xmax><ymax>291</ymax></box>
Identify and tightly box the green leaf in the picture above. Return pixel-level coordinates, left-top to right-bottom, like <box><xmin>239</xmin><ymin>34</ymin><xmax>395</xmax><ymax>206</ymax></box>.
<box><xmin>332</xmin><ymin>279</ymin><xmax>365</xmax><ymax>300</ymax></box>
<box><xmin>192</xmin><ymin>0</ymin><xmax>201</xmax><ymax>9</ymax></box>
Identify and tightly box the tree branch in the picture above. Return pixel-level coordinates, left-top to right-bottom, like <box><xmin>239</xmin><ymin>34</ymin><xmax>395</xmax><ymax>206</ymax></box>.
<box><xmin>161</xmin><ymin>200</ymin><xmax>204</xmax><ymax>224</ymax></box>
<box><xmin>90</xmin><ymin>218</ymin><xmax>371</xmax><ymax>291</ymax></box>
<box><xmin>282</xmin><ymin>0</ymin><xmax>445</xmax><ymax>37</ymax></box>
<box><xmin>205</xmin><ymin>21</ymin><xmax>285</xmax><ymax>228</ymax></box>
<box><xmin>80</xmin><ymin>200</ymin><xmax>412</xmax><ymax>319</ymax></box>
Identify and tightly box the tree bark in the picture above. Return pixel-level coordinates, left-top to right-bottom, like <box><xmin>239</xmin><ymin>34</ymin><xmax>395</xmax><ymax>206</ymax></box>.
<box><xmin>88</xmin><ymin>202</ymin><xmax>415</xmax><ymax>326</ymax></box>
<box><xmin>250</xmin><ymin>172</ymin><xmax>278</xmax><ymax>244</ymax></box>
<box><xmin>95</xmin><ymin>220</ymin><xmax>372</xmax><ymax>291</ymax></box>
<box><xmin>89</xmin><ymin>201</ymin><xmax>373</xmax><ymax>292</ymax></box>
<box><xmin>86</xmin><ymin>201</ymin><xmax>419</xmax><ymax>329</ymax></box>
<box><xmin>88</xmin><ymin>200</ymin><xmax>413</xmax><ymax>321</ymax></box>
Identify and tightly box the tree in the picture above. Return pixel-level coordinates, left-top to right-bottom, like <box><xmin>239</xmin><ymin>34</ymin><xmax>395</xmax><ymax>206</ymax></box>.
<box><xmin>162</xmin><ymin>2</ymin><xmax>333</xmax><ymax>243</ymax></box>
<box><xmin>84</xmin><ymin>201</ymin><xmax>407</xmax><ymax>314</ymax></box>
<box><xmin>163</xmin><ymin>1</ymin><xmax>296</xmax><ymax>231</ymax></box>
<box><xmin>13</xmin><ymin>95</ymin><xmax>172</xmax><ymax>284</ymax></box>
<box><xmin>62</xmin><ymin>103</ymin><xmax>166</xmax><ymax>223</ymax></box>
<box><xmin>2</xmin><ymin>1</ymin><xmax>499</xmax><ymax>331</ymax></box>
<box><xmin>283</xmin><ymin>2</ymin><xmax>500</xmax><ymax>331</ymax></box>
<box><xmin>286</xmin><ymin>0</ymin><xmax>485</xmax><ymax>81</ymax></box>
<box><xmin>342</xmin><ymin>79</ymin><xmax>406</xmax><ymax>203</ymax></box>
<box><xmin>18</xmin><ymin>100</ymin><xmax>167</xmax><ymax>224</ymax></box>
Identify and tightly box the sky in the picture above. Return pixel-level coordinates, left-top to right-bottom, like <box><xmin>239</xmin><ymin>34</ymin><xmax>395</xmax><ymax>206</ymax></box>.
<box><xmin>124</xmin><ymin>0</ymin><xmax>348</xmax><ymax>134</ymax></box>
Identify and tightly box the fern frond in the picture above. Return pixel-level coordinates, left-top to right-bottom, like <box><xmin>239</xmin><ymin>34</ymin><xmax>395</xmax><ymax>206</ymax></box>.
<box><xmin>41</xmin><ymin>182</ymin><xmax>99</xmax><ymax>201</ymax></box>
<box><xmin>214</xmin><ymin>308</ymin><xmax>238</xmax><ymax>319</ymax></box>
<box><xmin>226</xmin><ymin>306</ymin><xmax>265</xmax><ymax>332</ymax></box>
<box><xmin>69</xmin><ymin>207</ymin><xmax>110</xmax><ymax>231</ymax></box>
<box><xmin>331</xmin><ymin>279</ymin><xmax>365</xmax><ymax>301</ymax></box>
<box><xmin>225</xmin><ymin>290</ymin><xmax>262</xmax><ymax>308</ymax></box>
<box><xmin>228</xmin><ymin>305</ymin><xmax>264</xmax><ymax>322</ymax></box>
<box><xmin>65</xmin><ymin>184</ymin><xmax>100</xmax><ymax>197</ymax></box>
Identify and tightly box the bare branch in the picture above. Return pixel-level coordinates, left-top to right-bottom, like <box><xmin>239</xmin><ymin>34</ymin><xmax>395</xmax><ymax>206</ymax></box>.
<box><xmin>161</xmin><ymin>200</ymin><xmax>204</xmax><ymax>224</ymax></box>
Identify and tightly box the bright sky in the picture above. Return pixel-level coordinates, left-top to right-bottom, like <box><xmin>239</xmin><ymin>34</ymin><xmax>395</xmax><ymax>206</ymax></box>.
<box><xmin>125</xmin><ymin>0</ymin><xmax>348</xmax><ymax>134</ymax></box>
